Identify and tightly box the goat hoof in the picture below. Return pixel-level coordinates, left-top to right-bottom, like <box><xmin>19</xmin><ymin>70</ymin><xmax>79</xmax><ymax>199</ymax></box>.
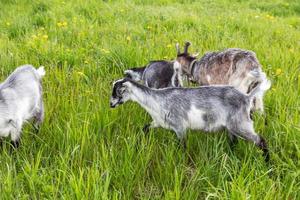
<box><xmin>259</xmin><ymin>137</ymin><xmax>269</xmax><ymax>162</ymax></box>
<box><xmin>142</xmin><ymin>124</ymin><xmax>150</xmax><ymax>133</ymax></box>
<box><xmin>11</xmin><ymin>140</ymin><xmax>20</xmax><ymax>149</ymax></box>
<box><xmin>33</xmin><ymin>124</ymin><xmax>40</xmax><ymax>134</ymax></box>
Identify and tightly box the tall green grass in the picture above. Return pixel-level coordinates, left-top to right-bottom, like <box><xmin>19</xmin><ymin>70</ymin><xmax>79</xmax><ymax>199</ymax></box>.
<box><xmin>0</xmin><ymin>0</ymin><xmax>299</xmax><ymax>199</ymax></box>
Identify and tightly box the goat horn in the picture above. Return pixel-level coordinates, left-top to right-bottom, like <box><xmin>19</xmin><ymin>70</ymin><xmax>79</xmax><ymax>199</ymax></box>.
<box><xmin>175</xmin><ymin>43</ymin><xmax>180</xmax><ymax>55</ymax></box>
<box><xmin>184</xmin><ymin>41</ymin><xmax>191</xmax><ymax>54</ymax></box>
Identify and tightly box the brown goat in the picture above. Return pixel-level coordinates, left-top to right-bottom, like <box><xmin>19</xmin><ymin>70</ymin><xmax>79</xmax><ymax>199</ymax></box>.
<box><xmin>175</xmin><ymin>42</ymin><xmax>270</xmax><ymax>112</ymax></box>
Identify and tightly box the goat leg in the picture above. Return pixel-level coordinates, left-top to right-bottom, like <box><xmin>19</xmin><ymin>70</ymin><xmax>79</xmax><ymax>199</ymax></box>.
<box><xmin>11</xmin><ymin>138</ymin><xmax>20</xmax><ymax>149</ymax></box>
<box><xmin>142</xmin><ymin>124</ymin><xmax>150</xmax><ymax>133</ymax></box>
<box><xmin>257</xmin><ymin>136</ymin><xmax>270</xmax><ymax>162</ymax></box>
<box><xmin>228</xmin><ymin>133</ymin><xmax>238</xmax><ymax>148</ymax></box>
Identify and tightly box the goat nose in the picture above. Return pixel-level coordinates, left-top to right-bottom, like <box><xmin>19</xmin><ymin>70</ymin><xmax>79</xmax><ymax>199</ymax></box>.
<box><xmin>110</xmin><ymin>102</ymin><xmax>115</xmax><ymax>108</ymax></box>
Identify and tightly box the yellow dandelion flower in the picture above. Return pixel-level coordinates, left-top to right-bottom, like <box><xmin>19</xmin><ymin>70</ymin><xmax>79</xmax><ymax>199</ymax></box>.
<box><xmin>62</xmin><ymin>21</ymin><xmax>67</xmax><ymax>26</ymax></box>
<box><xmin>57</xmin><ymin>22</ymin><xmax>63</xmax><ymax>27</ymax></box>
<box><xmin>275</xmin><ymin>68</ymin><xmax>282</xmax><ymax>76</ymax></box>
<box><xmin>147</xmin><ymin>26</ymin><xmax>152</xmax><ymax>30</ymax></box>
<box><xmin>42</xmin><ymin>34</ymin><xmax>48</xmax><ymax>39</ymax></box>
<box><xmin>255</xmin><ymin>15</ymin><xmax>259</xmax><ymax>18</ymax></box>
<box><xmin>289</xmin><ymin>48</ymin><xmax>294</xmax><ymax>53</ymax></box>
<box><xmin>126</xmin><ymin>36</ymin><xmax>131</xmax><ymax>41</ymax></box>
<box><xmin>6</xmin><ymin>22</ymin><xmax>11</xmax><ymax>26</ymax></box>
<box><xmin>163</xmin><ymin>56</ymin><xmax>168</xmax><ymax>59</ymax></box>
<box><xmin>77</xmin><ymin>71</ymin><xmax>85</xmax><ymax>76</ymax></box>
<box><xmin>167</xmin><ymin>44</ymin><xmax>172</xmax><ymax>48</ymax></box>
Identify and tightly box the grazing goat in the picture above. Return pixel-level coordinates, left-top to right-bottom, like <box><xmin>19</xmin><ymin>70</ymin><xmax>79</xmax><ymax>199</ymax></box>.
<box><xmin>110</xmin><ymin>78</ymin><xmax>271</xmax><ymax>161</ymax></box>
<box><xmin>0</xmin><ymin>65</ymin><xmax>45</xmax><ymax>148</ymax></box>
<box><xmin>124</xmin><ymin>60</ymin><xmax>182</xmax><ymax>89</ymax></box>
<box><xmin>175</xmin><ymin>42</ymin><xmax>270</xmax><ymax>113</ymax></box>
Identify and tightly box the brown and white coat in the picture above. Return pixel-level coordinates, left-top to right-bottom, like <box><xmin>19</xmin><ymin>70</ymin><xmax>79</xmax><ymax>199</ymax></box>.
<box><xmin>175</xmin><ymin>42</ymin><xmax>270</xmax><ymax>112</ymax></box>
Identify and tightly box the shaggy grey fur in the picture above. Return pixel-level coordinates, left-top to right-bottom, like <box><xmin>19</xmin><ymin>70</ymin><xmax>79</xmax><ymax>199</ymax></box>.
<box><xmin>110</xmin><ymin>78</ymin><xmax>270</xmax><ymax>161</ymax></box>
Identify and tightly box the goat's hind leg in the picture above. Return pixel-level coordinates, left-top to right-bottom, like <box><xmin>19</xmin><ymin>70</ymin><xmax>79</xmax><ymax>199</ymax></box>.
<box><xmin>33</xmin><ymin>101</ymin><xmax>44</xmax><ymax>133</ymax></box>
<box><xmin>230</xmin><ymin>121</ymin><xmax>269</xmax><ymax>162</ymax></box>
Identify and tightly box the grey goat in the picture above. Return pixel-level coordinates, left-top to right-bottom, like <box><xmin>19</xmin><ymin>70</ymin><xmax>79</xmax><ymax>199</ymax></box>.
<box><xmin>0</xmin><ymin>65</ymin><xmax>45</xmax><ymax>148</ymax></box>
<box><xmin>124</xmin><ymin>60</ymin><xmax>182</xmax><ymax>89</ymax></box>
<box><xmin>176</xmin><ymin>42</ymin><xmax>270</xmax><ymax>113</ymax></box>
<box><xmin>110</xmin><ymin>77</ymin><xmax>271</xmax><ymax>161</ymax></box>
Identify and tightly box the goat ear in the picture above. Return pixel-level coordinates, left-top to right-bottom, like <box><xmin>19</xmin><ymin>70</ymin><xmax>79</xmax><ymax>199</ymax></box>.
<box><xmin>192</xmin><ymin>52</ymin><xmax>200</xmax><ymax>57</ymax></box>
<box><xmin>175</xmin><ymin>43</ymin><xmax>181</xmax><ymax>55</ymax></box>
<box><xmin>184</xmin><ymin>41</ymin><xmax>191</xmax><ymax>54</ymax></box>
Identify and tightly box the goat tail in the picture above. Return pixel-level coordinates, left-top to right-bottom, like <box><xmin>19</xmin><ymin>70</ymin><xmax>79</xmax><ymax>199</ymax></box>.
<box><xmin>124</xmin><ymin>66</ymin><xmax>146</xmax><ymax>81</ymax></box>
<box><xmin>36</xmin><ymin>66</ymin><xmax>46</xmax><ymax>78</ymax></box>
<box><xmin>248</xmin><ymin>72</ymin><xmax>271</xmax><ymax>101</ymax></box>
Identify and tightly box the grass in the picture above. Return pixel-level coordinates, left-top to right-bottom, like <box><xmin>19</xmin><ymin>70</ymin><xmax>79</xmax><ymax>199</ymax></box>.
<box><xmin>0</xmin><ymin>0</ymin><xmax>299</xmax><ymax>199</ymax></box>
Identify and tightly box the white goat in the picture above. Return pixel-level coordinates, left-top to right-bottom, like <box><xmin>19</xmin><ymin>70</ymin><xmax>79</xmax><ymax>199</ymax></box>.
<box><xmin>0</xmin><ymin>65</ymin><xmax>45</xmax><ymax>148</ymax></box>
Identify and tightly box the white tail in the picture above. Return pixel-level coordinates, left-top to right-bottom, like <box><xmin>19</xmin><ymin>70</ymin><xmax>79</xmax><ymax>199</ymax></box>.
<box><xmin>249</xmin><ymin>72</ymin><xmax>271</xmax><ymax>113</ymax></box>
<box><xmin>37</xmin><ymin>66</ymin><xmax>46</xmax><ymax>78</ymax></box>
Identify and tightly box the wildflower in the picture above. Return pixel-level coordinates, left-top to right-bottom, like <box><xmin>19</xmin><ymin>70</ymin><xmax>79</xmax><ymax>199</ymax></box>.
<box><xmin>167</xmin><ymin>44</ymin><xmax>172</xmax><ymax>48</ymax></box>
<box><xmin>275</xmin><ymin>68</ymin><xmax>282</xmax><ymax>76</ymax></box>
<box><xmin>147</xmin><ymin>26</ymin><xmax>152</xmax><ymax>30</ymax></box>
<box><xmin>42</xmin><ymin>34</ymin><xmax>48</xmax><ymax>40</ymax></box>
<box><xmin>255</xmin><ymin>15</ymin><xmax>259</xmax><ymax>18</ymax></box>
<box><xmin>101</xmin><ymin>48</ymin><xmax>110</xmax><ymax>54</ymax></box>
<box><xmin>57</xmin><ymin>21</ymin><xmax>67</xmax><ymax>27</ymax></box>
<box><xmin>126</xmin><ymin>36</ymin><xmax>131</xmax><ymax>41</ymax></box>
<box><xmin>6</xmin><ymin>22</ymin><xmax>11</xmax><ymax>26</ymax></box>
<box><xmin>163</xmin><ymin>56</ymin><xmax>168</xmax><ymax>59</ymax></box>
<box><xmin>289</xmin><ymin>48</ymin><xmax>294</xmax><ymax>53</ymax></box>
<box><xmin>77</xmin><ymin>71</ymin><xmax>85</xmax><ymax>76</ymax></box>
<box><xmin>266</xmin><ymin>14</ymin><xmax>275</xmax><ymax>20</ymax></box>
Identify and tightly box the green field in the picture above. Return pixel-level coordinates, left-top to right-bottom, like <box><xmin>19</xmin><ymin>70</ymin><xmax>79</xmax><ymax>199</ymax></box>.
<box><xmin>0</xmin><ymin>0</ymin><xmax>299</xmax><ymax>199</ymax></box>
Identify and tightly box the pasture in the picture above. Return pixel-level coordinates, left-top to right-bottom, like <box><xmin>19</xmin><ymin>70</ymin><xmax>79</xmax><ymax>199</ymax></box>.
<box><xmin>0</xmin><ymin>0</ymin><xmax>299</xmax><ymax>199</ymax></box>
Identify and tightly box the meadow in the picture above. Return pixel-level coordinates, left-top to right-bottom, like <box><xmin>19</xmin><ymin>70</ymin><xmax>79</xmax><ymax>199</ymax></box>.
<box><xmin>0</xmin><ymin>0</ymin><xmax>299</xmax><ymax>199</ymax></box>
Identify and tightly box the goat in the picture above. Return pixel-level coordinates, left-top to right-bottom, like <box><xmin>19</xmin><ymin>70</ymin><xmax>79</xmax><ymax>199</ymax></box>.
<box><xmin>175</xmin><ymin>42</ymin><xmax>270</xmax><ymax>113</ymax></box>
<box><xmin>110</xmin><ymin>77</ymin><xmax>271</xmax><ymax>161</ymax></box>
<box><xmin>0</xmin><ymin>65</ymin><xmax>45</xmax><ymax>148</ymax></box>
<box><xmin>124</xmin><ymin>60</ymin><xmax>182</xmax><ymax>89</ymax></box>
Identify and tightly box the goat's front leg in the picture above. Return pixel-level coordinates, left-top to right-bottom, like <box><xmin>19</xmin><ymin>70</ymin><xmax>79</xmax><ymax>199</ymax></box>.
<box><xmin>174</xmin><ymin>127</ymin><xmax>187</xmax><ymax>149</ymax></box>
<box><xmin>142</xmin><ymin>121</ymin><xmax>159</xmax><ymax>133</ymax></box>
<box><xmin>10</xmin><ymin>120</ymin><xmax>22</xmax><ymax>149</ymax></box>
<box><xmin>228</xmin><ymin>132</ymin><xmax>238</xmax><ymax>148</ymax></box>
